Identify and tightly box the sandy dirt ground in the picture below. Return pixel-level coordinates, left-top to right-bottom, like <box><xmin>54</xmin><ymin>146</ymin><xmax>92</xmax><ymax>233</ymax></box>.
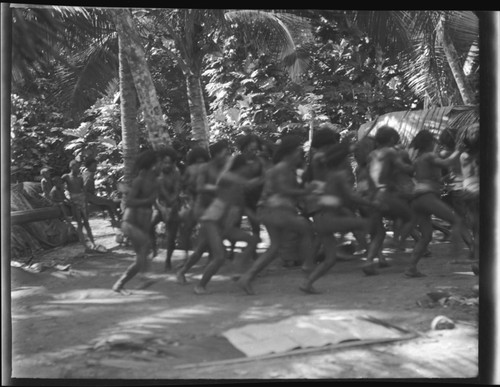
<box><xmin>6</xmin><ymin>216</ymin><xmax>481</xmax><ymax>382</ymax></box>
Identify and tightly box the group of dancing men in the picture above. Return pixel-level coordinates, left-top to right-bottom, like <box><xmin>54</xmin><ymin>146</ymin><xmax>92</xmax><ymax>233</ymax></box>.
<box><xmin>88</xmin><ymin>123</ymin><xmax>479</xmax><ymax>296</ymax></box>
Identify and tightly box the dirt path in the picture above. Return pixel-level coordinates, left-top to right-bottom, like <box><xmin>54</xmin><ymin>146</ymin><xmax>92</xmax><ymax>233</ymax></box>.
<box><xmin>8</xmin><ymin>217</ymin><xmax>479</xmax><ymax>380</ymax></box>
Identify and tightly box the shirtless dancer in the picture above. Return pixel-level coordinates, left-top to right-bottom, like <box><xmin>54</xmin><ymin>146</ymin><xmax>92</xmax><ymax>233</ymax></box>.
<box><xmin>150</xmin><ymin>146</ymin><xmax>182</xmax><ymax>270</ymax></box>
<box><xmin>175</xmin><ymin>140</ymin><xmax>231</xmax><ymax>279</ymax></box>
<box><xmin>404</xmin><ymin>130</ymin><xmax>473</xmax><ymax>277</ymax></box>
<box><xmin>236</xmin><ymin>135</ymin><xmax>315</xmax><ymax>295</ymax></box>
<box><xmin>437</xmin><ymin>129</ymin><xmax>475</xmax><ymax>257</ymax></box>
<box><xmin>190</xmin><ymin>155</ymin><xmax>260</xmax><ymax>294</ymax></box>
<box><xmin>178</xmin><ymin>146</ymin><xmax>210</xmax><ymax>261</ymax></box>
<box><xmin>363</xmin><ymin>126</ymin><xmax>414</xmax><ymax>276</ymax></box>
<box><xmin>459</xmin><ymin>123</ymin><xmax>480</xmax><ymax>273</ymax></box>
<box><xmin>237</xmin><ymin>133</ymin><xmax>266</xmax><ymax>241</ymax></box>
<box><xmin>112</xmin><ymin>150</ymin><xmax>160</xmax><ymax>293</ymax></box>
<box><xmin>300</xmin><ymin>130</ymin><xmax>377</xmax><ymax>293</ymax></box>
<box><xmin>62</xmin><ymin>159</ymin><xmax>95</xmax><ymax>247</ymax></box>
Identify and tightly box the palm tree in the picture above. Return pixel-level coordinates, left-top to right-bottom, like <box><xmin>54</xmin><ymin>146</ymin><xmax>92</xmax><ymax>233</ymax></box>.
<box><xmin>111</xmin><ymin>8</ymin><xmax>171</xmax><ymax>150</ymax></box>
<box><xmin>140</xmin><ymin>9</ymin><xmax>315</xmax><ymax>149</ymax></box>
<box><xmin>342</xmin><ymin>10</ymin><xmax>479</xmax><ymax>107</ymax></box>
<box><xmin>117</xmin><ymin>34</ymin><xmax>140</xmax><ymax>187</ymax></box>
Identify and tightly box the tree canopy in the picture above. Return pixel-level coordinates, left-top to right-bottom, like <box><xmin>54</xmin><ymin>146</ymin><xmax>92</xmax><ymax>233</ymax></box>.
<box><xmin>10</xmin><ymin>7</ymin><xmax>481</xmax><ymax>190</ymax></box>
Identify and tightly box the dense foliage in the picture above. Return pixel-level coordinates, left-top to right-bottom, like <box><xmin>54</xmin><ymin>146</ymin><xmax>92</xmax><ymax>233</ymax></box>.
<box><xmin>10</xmin><ymin>9</ymin><xmax>479</xmax><ymax>193</ymax></box>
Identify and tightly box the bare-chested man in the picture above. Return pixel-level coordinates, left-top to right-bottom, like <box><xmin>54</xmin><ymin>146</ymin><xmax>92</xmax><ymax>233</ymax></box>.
<box><xmin>300</xmin><ymin>130</ymin><xmax>378</xmax><ymax>293</ymax></box>
<box><xmin>405</xmin><ymin>130</ymin><xmax>473</xmax><ymax>277</ymax></box>
<box><xmin>62</xmin><ymin>159</ymin><xmax>95</xmax><ymax>247</ymax></box>
<box><xmin>362</xmin><ymin>126</ymin><xmax>414</xmax><ymax>275</ymax></box>
<box><xmin>459</xmin><ymin>123</ymin><xmax>480</xmax><ymax>273</ymax></box>
<box><xmin>150</xmin><ymin>146</ymin><xmax>182</xmax><ymax>270</ymax></box>
<box><xmin>175</xmin><ymin>140</ymin><xmax>231</xmax><ymax>279</ymax></box>
<box><xmin>112</xmin><ymin>150</ymin><xmax>160</xmax><ymax>293</ymax></box>
<box><xmin>236</xmin><ymin>135</ymin><xmax>315</xmax><ymax>295</ymax></box>
<box><xmin>178</xmin><ymin>146</ymin><xmax>210</xmax><ymax>261</ymax></box>
<box><xmin>181</xmin><ymin>155</ymin><xmax>260</xmax><ymax>294</ymax></box>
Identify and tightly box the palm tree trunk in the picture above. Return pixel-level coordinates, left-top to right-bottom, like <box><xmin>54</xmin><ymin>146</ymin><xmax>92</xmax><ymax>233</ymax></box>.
<box><xmin>436</xmin><ymin>17</ymin><xmax>476</xmax><ymax>105</ymax></box>
<box><xmin>186</xmin><ymin>72</ymin><xmax>210</xmax><ymax>150</ymax></box>
<box><xmin>118</xmin><ymin>35</ymin><xmax>139</xmax><ymax>188</ymax></box>
<box><xmin>111</xmin><ymin>8</ymin><xmax>171</xmax><ymax>149</ymax></box>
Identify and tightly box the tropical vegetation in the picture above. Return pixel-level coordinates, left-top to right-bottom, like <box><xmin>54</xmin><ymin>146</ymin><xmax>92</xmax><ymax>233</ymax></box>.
<box><xmin>10</xmin><ymin>7</ymin><xmax>482</xmax><ymax>194</ymax></box>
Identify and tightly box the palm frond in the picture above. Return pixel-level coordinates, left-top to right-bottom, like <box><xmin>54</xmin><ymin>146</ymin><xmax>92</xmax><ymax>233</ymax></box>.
<box><xmin>224</xmin><ymin>10</ymin><xmax>314</xmax><ymax>81</ymax></box>
<box><xmin>11</xmin><ymin>5</ymin><xmax>114</xmax><ymax>83</ymax></box>
<box><xmin>51</xmin><ymin>31</ymin><xmax>119</xmax><ymax>113</ymax></box>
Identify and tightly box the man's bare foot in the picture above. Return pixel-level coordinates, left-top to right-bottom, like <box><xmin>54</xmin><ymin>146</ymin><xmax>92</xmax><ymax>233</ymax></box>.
<box><xmin>378</xmin><ymin>260</ymin><xmax>390</xmax><ymax>268</ymax></box>
<box><xmin>112</xmin><ymin>282</ymin><xmax>123</xmax><ymax>293</ymax></box>
<box><xmin>194</xmin><ymin>285</ymin><xmax>210</xmax><ymax>295</ymax></box>
<box><xmin>176</xmin><ymin>271</ymin><xmax>187</xmax><ymax>284</ymax></box>
<box><xmin>236</xmin><ymin>278</ymin><xmax>255</xmax><ymax>295</ymax></box>
<box><xmin>404</xmin><ymin>268</ymin><xmax>426</xmax><ymax>278</ymax></box>
<box><xmin>362</xmin><ymin>263</ymin><xmax>378</xmax><ymax>276</ymax></box>
<box><xmin>299</xmin><ymin>283</ymin><xmax>321</xmax><ymax>294</ymax></box>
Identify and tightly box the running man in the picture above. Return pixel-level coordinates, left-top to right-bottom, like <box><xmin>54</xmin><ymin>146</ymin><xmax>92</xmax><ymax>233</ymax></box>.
<box><xmin>112</xmin><ymin>150</ymin><xmax>160</xmax><ymax>293</ymax></box>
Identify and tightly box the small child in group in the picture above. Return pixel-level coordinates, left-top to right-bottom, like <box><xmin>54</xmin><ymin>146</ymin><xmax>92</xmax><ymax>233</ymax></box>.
<box><xmin>112</xmin><ymin>150</ymin><xmax>160</xmax><ymax>293</ymax></box>
<box><xmin>40</xmin><ymin>167</ymin><xmax>53</xmax><ymax>200</ymax></box>
<box><xmin>62</xmin><ymin>159</ymin><xmax>95</xmax><ymax>247</ymax></box>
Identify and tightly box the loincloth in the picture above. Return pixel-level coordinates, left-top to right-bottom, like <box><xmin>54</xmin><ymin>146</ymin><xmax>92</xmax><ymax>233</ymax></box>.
<box><xmin>69</xmin><ymin>192</ymin><xmax>87</xmax><ymax>215</ymax></box>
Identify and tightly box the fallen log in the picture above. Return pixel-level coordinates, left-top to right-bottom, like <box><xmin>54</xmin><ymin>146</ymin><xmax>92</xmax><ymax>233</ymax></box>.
<box><xmin>11</xmin><ymin>207</ymin><xmax>63</xmax><ymax>226</ymax></box>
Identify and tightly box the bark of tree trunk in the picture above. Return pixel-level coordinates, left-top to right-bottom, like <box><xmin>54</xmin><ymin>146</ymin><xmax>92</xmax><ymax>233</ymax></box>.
<box><xmin>118</xmin><ymin>35</ymin><xmax>139</xmax><ymax>188</ymax></box>
<box><xmin>186</xmin><ymin>72</ymin><xmax>210</xmax><ymax>150</ymax></box>
<box><xmin>436</xmin><ymin>17</ymin><xmax>477</xmax><ymax>105</ymax></box>
<box><xmin>111</xmin><ymin>8</ymin><xmax>171</xmax><ymax>150</ymax></box>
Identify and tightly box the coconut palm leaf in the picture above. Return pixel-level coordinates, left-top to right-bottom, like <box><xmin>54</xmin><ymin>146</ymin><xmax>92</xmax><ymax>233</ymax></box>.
<box><xmin>224</xmin><ymin>10</ymin><xmax>314</xmax><ymax>81</ymax></box>
<box><xmin>51</xmin><ymin>31</ymin><xmax>119</xmax><ymax>113</ymax></box>
<box><xmin>343</xmin><ymin>10</ymin><xmax>479</xmax><ymax>107</ymax></box>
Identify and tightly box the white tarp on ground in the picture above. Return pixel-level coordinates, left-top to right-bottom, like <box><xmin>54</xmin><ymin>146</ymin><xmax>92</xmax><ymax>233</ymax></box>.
<box><xmin>222</xmin><ymin>314</ymin><xmax>407</xmax><ymax>357</ymax></box>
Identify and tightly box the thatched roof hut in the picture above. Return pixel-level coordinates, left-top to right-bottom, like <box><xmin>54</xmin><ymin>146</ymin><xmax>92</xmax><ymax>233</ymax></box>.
<box><xmin>357</xmin><ymin>105</ymin><xmax>479</xmax><ymax>147</ymax></box>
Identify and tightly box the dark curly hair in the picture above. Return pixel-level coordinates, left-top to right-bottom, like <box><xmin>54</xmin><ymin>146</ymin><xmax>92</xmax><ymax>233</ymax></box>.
<box><xmin>237</xmin><ymin>133</ymin><xmax>262</xmax><ymax>151</ymax></box>
<box><xmin>186</xmin><ymin>146</ymin><xmax>210</xmax><ymax>165</ymax></box>
<box><xmin>273</xmin><ymin>135</ymin><xmax>303</xmax><ymax>164</ymax></box>
<box><xmin>438</xmin><ymin>128</ymin><xmax>457</xmax><ymax>149</ymax></box>
<box><xmin>209</xmin><ymin>139</ymin><xmax>229</xmax><ymax>157</ymax></box>
<box><xmin>460</xmin><ymin>123</ymin><xmax>479</xmax><ymax>154</ymax></box>
<box><xmin>156</xmin><ymin>146</ymin><xmax>178</xmax><ymax>162</ymax></box>
<box><xmin>409</xmin><ymin>130</ymin><xmax>435</xmax><ymax>153</ymax></box>
<box><xmin>311</xmin><ymin>128</ymin><xmax>340</xmax><ymax>149</ymax></box>
<box><xmin>134</xmin><ymin>150</ymin><xmax>159</xmax><ymax>171</ymax></box>
<box><xmin>375</xmin><ymin>126</ymin><xmax>400</xmax><ymax>147</ymax></box>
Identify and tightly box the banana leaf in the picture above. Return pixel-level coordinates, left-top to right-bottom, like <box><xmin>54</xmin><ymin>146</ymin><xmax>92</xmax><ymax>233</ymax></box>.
<box><xmin>357</xmin><ymin>105</ymin><xmax>479</xmax><ymax>147</ymax></box>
